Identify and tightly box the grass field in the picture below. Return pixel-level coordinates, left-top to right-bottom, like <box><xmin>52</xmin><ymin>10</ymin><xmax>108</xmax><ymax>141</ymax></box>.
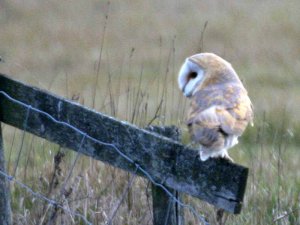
<box><xmin>0</xmin><ymin>0</ymin><xmax>299</xmax><ymax>224</ymax></box>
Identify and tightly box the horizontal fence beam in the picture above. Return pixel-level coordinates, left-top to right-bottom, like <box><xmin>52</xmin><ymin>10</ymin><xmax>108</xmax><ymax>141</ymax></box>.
<box><xmin>0</xmin><ymin>73</ymin><xmax>248</xmax><ymax>214</ymax></box>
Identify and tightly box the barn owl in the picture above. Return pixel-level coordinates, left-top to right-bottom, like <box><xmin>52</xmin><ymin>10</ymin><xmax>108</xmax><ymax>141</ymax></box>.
<box><xmin>178</xmin><ymin>53</ymin><xmax>253</xmax><ymax>161</ymax></box>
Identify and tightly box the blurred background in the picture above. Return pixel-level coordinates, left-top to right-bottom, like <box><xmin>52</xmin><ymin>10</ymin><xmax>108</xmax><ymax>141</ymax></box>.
<box><xmin>0</xmin><ymin>0</ymin><xmax>299</xmax><ymax>224</ymax></box>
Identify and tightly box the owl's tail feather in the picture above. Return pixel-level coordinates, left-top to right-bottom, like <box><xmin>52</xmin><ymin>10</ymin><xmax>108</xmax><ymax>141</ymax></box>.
<box><xmin>199</xmin><ymin>147</ymin><xmax>234</xmax><ymax>162</ymax></box>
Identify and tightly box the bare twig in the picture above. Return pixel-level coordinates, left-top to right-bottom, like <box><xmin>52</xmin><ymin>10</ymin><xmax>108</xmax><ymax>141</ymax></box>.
<box><xmin>106</xmin><ymin>167</ymin><xmax>138</xmax><ymax>225</ymax></box>
<box><xmin>12</xmin><ymin>105</ymin><xmax>31</xmax><ymax>177</ymax></box>
<box><xmin>147</xmin><ymin>99</ymin><xmax>163</xmax><ymax>126</ymax></box>
<box><xmin>92</xmin><ymin>1</ymin><xmax>110</xmax><ymax>109</ymax></box>
<box><xmin>198</xmin><ymin>21</ymin><xmax>208</xmax><ymax>53</ymax></box>
<box><xmin>273</xmin><ymin>208</ymin><xmax>300</xmax><ymax>223</ymax></box>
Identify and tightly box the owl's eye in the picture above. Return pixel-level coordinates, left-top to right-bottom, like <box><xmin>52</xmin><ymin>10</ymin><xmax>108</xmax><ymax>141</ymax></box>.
<box><xmin>188</xmin><ymin>72</ymin><xmax>197</xmax><ymax>80</ymax></box>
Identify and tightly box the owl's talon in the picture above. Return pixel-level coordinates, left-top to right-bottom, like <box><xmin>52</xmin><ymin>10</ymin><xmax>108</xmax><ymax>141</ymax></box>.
<box><xmin>222</xmin><ymin>153</ymin><xmax>234</xmax><ymax>163</ymax></box>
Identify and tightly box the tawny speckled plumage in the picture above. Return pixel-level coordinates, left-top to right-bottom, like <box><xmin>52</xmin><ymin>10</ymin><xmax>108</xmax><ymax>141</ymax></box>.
<box><xmin>178</xmin><ymin>53</ymin><xmax>253</xmax><ymax>161</ymax></box>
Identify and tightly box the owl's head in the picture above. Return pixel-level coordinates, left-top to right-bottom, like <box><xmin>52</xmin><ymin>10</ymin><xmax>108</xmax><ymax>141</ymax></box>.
<box><xmin>178</xmin><ymin>53</ymin><xmax>236</xmax><ymax>98</ymax></box>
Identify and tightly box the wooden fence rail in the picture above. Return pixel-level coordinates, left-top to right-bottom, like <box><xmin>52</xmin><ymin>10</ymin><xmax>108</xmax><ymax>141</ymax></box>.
<box><xmin>0</xmin><ymin>73</ymin><xmax>248</xmax><ymax>224</ymax></box>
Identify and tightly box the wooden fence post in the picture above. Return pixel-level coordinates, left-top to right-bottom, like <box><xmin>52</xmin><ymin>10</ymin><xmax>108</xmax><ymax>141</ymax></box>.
<box><xmin>0</xmin><ymin>74</ymin><xmax>249</xmax><ymax>215</ymax></box>
<box><xmin>147</xmin><ymin>126</ymin><xmax>184</xmax><ymax>225</ymax></box>
<box><xmin>0</xmin><ymin>123</ymin><xmax>12</xmax><ymax>225</ymax></box>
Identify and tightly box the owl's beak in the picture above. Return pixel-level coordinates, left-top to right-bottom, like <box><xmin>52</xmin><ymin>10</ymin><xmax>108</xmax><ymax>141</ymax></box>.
<box><xmin>182</xmin><ymin>83</ymin><xmax>193</xmax><ymax>97</ymax></box>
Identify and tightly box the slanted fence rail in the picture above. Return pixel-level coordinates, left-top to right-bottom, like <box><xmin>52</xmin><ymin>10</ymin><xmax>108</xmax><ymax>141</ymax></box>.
<box><xmin>0</xmin><ymin>74</ymin><xmax>248</xmax><ymax>225</ymax></box>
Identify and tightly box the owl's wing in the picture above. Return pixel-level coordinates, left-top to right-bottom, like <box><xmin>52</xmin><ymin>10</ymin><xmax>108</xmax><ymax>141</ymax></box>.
<box><xmin>187</xmin><ymin>83</ymin><xmax>253</xmax><ymax>148</ymax></box>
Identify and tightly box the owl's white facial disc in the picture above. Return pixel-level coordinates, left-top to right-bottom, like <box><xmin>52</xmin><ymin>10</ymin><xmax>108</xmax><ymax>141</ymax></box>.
<box><xmin>178</xmin><ymin>59</ymin><xmax>204</xmax><ymax>98</ymax></box>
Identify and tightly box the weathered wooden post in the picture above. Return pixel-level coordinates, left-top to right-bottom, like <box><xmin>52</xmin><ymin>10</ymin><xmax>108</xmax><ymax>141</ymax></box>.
<box><xmin>0</xmin><ymin>124</ymin><xmax>12</xmax><ymax>225</ymax></box>
<box><xmin>147</xmin><ymin>126</ymin><xmax>185</xmax><ymax>225</ymax></box>
<box><xmin>0</xmin><ymin>74</ymin><xmax>249</xmax><ymax>224</ymax></box>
